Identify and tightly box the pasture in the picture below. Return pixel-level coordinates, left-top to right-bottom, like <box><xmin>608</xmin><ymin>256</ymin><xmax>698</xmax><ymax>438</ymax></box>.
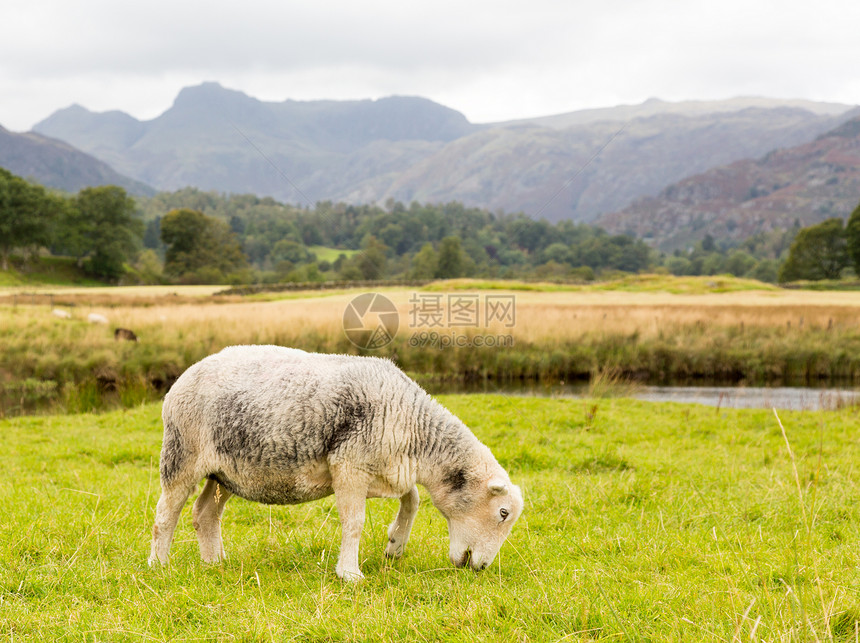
<box><xmin>2</xmin><ymin>395</ymin><xmax>860</xmax><ymax>641</ymax></box>
<box><xmin>4</xmin><ymin>277</ymin><xmax>860</xmax><ymax>415</ymax></box>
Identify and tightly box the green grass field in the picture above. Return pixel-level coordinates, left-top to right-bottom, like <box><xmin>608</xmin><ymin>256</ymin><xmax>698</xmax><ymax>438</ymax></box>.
<box><xmin>0</xmin><ymin>256</ymin><xmax>105</xmax><ymax>288</ymax></box>
<box><xmin>3</xmin><ymin>394</ymin><xmax>860</xmax><ymax>641</ymax></box>
<box><xmin>308</xmin><ymin>246</ymin><xmax>359</xmax><ymax>263</ymax></box>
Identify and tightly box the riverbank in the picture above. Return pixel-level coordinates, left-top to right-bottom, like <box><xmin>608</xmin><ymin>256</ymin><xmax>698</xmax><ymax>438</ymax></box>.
<box><xmin>4</xmin><ymin>277</ymin><xmax>860</xmax><ymax>415</ymax></box>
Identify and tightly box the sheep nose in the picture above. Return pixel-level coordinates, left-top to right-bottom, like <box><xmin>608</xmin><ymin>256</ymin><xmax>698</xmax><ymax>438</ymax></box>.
<box><xmin>455</xmin><ymin>550</ymin><xmax>471</xmax><ymax>568</ymax></box>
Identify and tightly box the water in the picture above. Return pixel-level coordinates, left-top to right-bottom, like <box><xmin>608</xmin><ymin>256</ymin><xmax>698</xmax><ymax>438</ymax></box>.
<box><xmin>632</xmin><ymin>385</ymin><xmax>859</xmax><ymax>411</ymax></box>
<box><xmin>424</xmin><ymin>380</ymin><xmax>860</xmax><ymax>411</ymax></box>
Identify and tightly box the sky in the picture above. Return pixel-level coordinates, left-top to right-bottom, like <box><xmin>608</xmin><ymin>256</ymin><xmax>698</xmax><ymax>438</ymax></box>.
<box><xmin>2</xmin><ymin>0</ymin><xmax>860</xmax><ymax>132</ymax></box>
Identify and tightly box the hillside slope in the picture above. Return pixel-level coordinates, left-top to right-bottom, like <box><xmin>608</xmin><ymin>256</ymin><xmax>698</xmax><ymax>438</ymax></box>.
<box><xmin>595</xmin><ymin>117</ymin><xmax>860</xmax><ymax>250</ymax></box>
<box><xmin>32</xmin><ymin>84</ymin><xmax>856</xmax><ymax>220</ymax></box>
<box><xmin>362</xmin><ymin>106</ymin><xmax>857</xmax><ymax>222</ymax></box>
<box><xmin>0</xmin><ymin>126</ymin><xmax>154</xmax><ymax>195</ymax></box>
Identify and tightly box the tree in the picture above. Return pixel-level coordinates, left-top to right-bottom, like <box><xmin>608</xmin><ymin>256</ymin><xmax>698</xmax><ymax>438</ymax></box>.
<box><xmin>143</xmin><ymin>216</ymin><xmax>163</xmax><ymax>251</ymax></box>
<box><xmin>435</xmin><ymin>236</ymin><xmax>466</xmax><ymax>279</ymax></box>
<box><xmin>724</xmin><ymin>250</ymin><xmax>756</xmax><ymax>277</ymax></box>
<box><xmin>749</xmin><ymin>259</ymin><xmax>779</xmax><ymax>283</ymax></box>
<box><xmin>0</xmin><ymin>169</ymin><xmax>58</xmax><ymax>270</ymax></box>
<box><xmin>541</xmin><ymin>242</ymin><xmax>572</xmax><ymax>265</ymax></box>
<box><xmin>160</xmin><ymin>208</ymin><xmax>248</xmax><ymax>282</ymax></box>
<box><xmin>408</xmin><ymin>243</ymin><xmax>438</xmax><ymax>279</ymax></box>
<box><xmin>666</xmin><ymin>256</ymin><xmax>693</xmax><ymax>276</ymax></box>
<box><xmin>70</xmin><ymin>186</ymin><xmax>143</xmax><ymax>280</ymax></box>
<box><xmin>354</xmin><ymin>236</ymin><xmax>387</xmax><ymax>280</ymax></box>
<box><xmin>845</xmin><ymin>201</ymin><xmax>860</xmax><ymax>276</ymax></box>
<box><xmin>778</xmin><ymin>218</ymin><xmax>848</xmax><ymax>282</ymax></box>
<box><xmin>507</xmin><ymin>218</ymin><xmax>552</xmax><ymax>254</ymax></box>
<box><xmin>270</xmin><ymin>239</ymin><xmax>315</xmax><ymax>265</ymax></box>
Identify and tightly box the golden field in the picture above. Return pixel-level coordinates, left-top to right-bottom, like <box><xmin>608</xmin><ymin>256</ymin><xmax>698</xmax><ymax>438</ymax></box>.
<box><xmin>3</xmin><ymin>277</ymin><xmax>860</xmax><ymax>414</ymax></box>
<box><xmin>4</xmin><ymin>280</ymin><xmax>859</xmax><ymax>342</ymax></box>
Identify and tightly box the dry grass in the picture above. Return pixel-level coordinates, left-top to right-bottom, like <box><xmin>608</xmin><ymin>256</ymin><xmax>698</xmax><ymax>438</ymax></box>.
<box><xmin>4</xmin><ymin>280</ymin><xmax>860</xmax><ymax>414</ymax></box>
<box><xmin>52</xmin><ymin>287</ymin><xmax>860</xmax><ymax>343</ymax></box>
<box><xmin>6</xmin><ymin>284</ymin><xmax>860</xmax><ymax>363</ymax></box>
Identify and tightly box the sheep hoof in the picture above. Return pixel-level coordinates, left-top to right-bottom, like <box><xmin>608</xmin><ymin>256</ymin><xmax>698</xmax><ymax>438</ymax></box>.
<box><xmin>336</xmin><ymin>567</ymin><xmax>364</xmax><ymax>582</ymax></box>
<box><xmin>384</xmin><ymin>542</ymin><xmax>404</xmax><ymax>558</ymax></box>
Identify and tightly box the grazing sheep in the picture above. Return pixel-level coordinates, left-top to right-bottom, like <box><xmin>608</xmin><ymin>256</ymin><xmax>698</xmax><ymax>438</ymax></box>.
<box><xmin>52</xmin><ymin>309</ymin><xmax>72</xmax><ymax>319</ymax></box>
<box><xmin>149</xmin><ymin>345</ymin><xmax>523</xmax><ymax>581</ymax></box>
<box><xmin>88</xmin><ymin>313</ymin><xmax>109</xmax><ymax>325</ymax></box>
<box><xmin>114</xmin><ymin>328</ymin><xmax>138</xmax><ymax>342</ymax></box>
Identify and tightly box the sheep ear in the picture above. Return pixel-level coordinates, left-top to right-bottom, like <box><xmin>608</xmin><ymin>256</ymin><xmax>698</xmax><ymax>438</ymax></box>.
<box><xmin>488</xmin><ymin>478</ymin><xmax>507</xmax><ymax>495</ymax></box>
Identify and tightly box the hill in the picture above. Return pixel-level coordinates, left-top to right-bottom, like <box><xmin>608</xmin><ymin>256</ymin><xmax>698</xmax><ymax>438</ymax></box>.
<box><xmin>0</xmin><ymin>125</ymin><xmax>154</xmax><ymax>196</ymax></box>
<box><xmin>596</xmin><ymin>116</ymin><xmax>860</xmax><ymax>250</ymax></box>
<box><xmin>33</xmin><ymin>83</ymin><xmax>474</xmax><ymax>201</ymax></box>
<box><xmin>366</xmin><ymin>105</ymin><xmax>858</xmax><ymax>223</ymax></box>
<box><xmin>32</xmin><ymin>83</ymin><xmax>857</xmax><ymax>220</ymax></box>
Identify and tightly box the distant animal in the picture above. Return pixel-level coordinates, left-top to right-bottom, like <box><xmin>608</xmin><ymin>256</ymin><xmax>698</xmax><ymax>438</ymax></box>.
<box><xmin>87</xmin><ymin>313</ymin><xmax>109</xmax><ymax>325</ymax></box>
<box><xmin>114</xmin><ymin>328</ymin><xmax>139</xmax><ymax>342</ymax></box>
<box><xmin>148</xmin><ymin>345</ymin><xmax>523</xmax><ymax>581</ymax></box>
<box><xmin>51</xmin><ymin>309</ymin><xmax>72</xmax><ymax>319</ymax></box>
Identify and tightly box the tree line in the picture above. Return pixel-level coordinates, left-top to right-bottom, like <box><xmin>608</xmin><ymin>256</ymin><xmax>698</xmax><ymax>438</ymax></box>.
<box><xmin>4</xmin><ymin>169</ymin><xmax>859</xmax><ymax>285</ymax></box>
<box><xmin>0</xmin><ymin>168</ymin><xmax>141</xmax><ymax>280</ymax></box>
<box><xmin>139</xmin><ymin>190</ymin><xmax>658</xmax><ymax>283</ymax></box>
<box><xmin>777</xmin><ymin>205</ymin><xmax>860</xmax><ymax>282</ymax></box>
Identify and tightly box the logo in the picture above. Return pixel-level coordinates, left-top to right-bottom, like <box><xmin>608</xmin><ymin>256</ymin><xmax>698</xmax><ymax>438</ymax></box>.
<box><xmin>342</xmin><ymin>293</ymin><xmax>399</xmax><ymax>349</ymax></box>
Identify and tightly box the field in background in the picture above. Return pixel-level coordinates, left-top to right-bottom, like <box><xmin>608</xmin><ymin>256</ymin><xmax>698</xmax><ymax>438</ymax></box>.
<box><xmin>2</xmin><ymin>395</ymin><xmax>860</xmax><ymax>641</ymax></box>
<box><xmin>308</xmin><ymin>245</ymin><xmax>360</xmax><ymax>263</ymax></box>
<box><xmin>4</xmin><ymin>276</ymin><xmax>860</xmax><ymax>415</ymax></box>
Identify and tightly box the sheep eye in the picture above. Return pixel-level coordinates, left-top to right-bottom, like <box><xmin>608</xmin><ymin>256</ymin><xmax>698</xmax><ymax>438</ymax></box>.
<box><xmin>499</xmin><ymin>508</ymin><xmax>509</xmax><ymax>521</ymax></box>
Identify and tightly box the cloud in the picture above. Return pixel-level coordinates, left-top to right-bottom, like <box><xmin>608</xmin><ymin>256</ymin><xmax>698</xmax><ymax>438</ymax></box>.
<box><xmin>2</xmin><ymin>0</ymin><xmax>859</xmax><ymax>131</ymax></box>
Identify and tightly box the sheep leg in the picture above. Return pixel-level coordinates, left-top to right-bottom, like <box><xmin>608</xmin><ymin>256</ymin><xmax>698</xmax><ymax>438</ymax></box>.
<box><xmin>192</xmin><ymin>478</ymin><xmax>233</xmax><ymax>563</ymax></box>
<box><xmin>148</xmin><ymin>480</ymin><xmax>196</xmax><ymax>566</ymax></box>
<box><xmin>384</xmin><ymin>485</ymin><xmax>420</xmax><ymax>558</ymax></box>
<box><xmin>332</xmin><ymin>468</ymin><xmax>371</xmax><ymax>581</ymax></box>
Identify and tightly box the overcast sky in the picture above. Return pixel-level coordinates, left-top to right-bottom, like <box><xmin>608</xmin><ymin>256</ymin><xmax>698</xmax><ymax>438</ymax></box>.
<box><xmin>2</xmin><ymin>0</ymin><xmax>859</xmax><ymax>132</ymax></box>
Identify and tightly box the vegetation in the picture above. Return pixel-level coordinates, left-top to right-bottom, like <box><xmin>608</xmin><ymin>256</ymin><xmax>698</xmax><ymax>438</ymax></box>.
<box><xmin>0</xmin><ymin>168</ymin><xmax>59</xmax><ymax>271</ymax></box>
<box><xmin>160</xmin><ymin>208</ymin><xmax>248</xmax><ymax>283</ymax></box>
<box><xmin>3</xmin><ymin>395</ymin><xmax>860</xmax><ymax>640</ymax></box>
<box><xmin>4</xmin><ymin>278</ymin><xmax>860</xmax><ymax>415</ymax></box>
<box><xmin>5</xmin><ymin>168</ymin><xmax>860</xmax><ymax>287</ymax></box>
<box><xmin>63</xmin><ymin>186</ymin><xmax>143</xmax><ymax>280</ymax></box>
<box><xmin>775</xmin><ymin>205</ymin><xmax>860</xmax><ymax>283</ymax></box>
<box><xmin>1</xmin><ymin>170</ymin><xmax>144</xmax><ymax>282</ymax></box>
<box><xmin>779</xmin><ymin>218</ymin><xmax>850</xmax><ymax>282</ymax></box>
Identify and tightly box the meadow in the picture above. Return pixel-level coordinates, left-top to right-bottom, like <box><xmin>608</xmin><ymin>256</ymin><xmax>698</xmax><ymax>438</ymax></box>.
<box><xmin>4</xmin><ymin>276</ymin><xmax>860</xmax><ymax>415</ymax></box>
<box><xmin>3</xmin><ymin>394</ymin><xmax>860</xmax><ymax>641</ymax></box>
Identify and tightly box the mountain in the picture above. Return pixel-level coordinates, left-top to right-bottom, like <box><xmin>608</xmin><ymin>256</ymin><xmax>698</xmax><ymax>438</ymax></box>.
<box><xmin>494</xmin><ymin>96</ymin><xmax>852</xmax><ymax>130</ymax></box>
<box><xmin>363</xmin><ymin>106</ymin><xmax>859</xmax><ymax>223</ymax></box>
<box><xmin>32</xmin><ymin>83</ymin><xmax>857</xmax><ymax>221</ymax></box>
<box><xmin>595</xmin><ymin>117</ymin><xmax>860</xmax><ymax>250</ymax></box>
<box><xmin>0</xmin><ymin>125</ymin><xmax>154</xmax><ymax>195</ymax></box>
<box><xmin>34</xmin><ymin>83</ymin><xmax>474</xmax><ymax>200</ymax></box>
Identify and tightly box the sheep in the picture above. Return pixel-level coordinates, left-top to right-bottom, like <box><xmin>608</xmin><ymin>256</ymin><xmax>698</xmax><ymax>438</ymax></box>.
<box><xmin>52</xmin><ymin>309</ymin><xmax>72</xmax><ymax>319</ymax></box>
<box><xmin>114</xmin><ymin>328</ymin><xmax>138</xmax><ymax>342</ymax></box>
<box><xmin>148</xmin><ymin>345</ymin><xmax>523</xmax><ymax>581</ymax></box>
<box><xmin>88</xmin><ymin>313</ymin><xmax>109</xmax><ymax>325</ymax></box>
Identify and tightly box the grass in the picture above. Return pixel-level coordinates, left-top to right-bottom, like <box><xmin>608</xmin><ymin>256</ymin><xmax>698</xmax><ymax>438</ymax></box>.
<box><xmin>5</xmin><ymin>280</ymin><xmax>860</xmax><ymax>415</ymax></box>
<box><xmin>2</xmin><ymin>395</ymin><xmax>860</xmax><ymax>640</ymax></box>
<box><xmin>0</xmin><ymin>256</ymin><xmax>106</xmax><ymax>288</ymax></box>
<box><xmin>308</xmin><ymin>246</ymin><xmax>360</xmax><ymax>263</ymax></box>
<box><xmin>425</xmin><ymin>275</ymin><xmax>781</xmax><ymax>294</ymax></box>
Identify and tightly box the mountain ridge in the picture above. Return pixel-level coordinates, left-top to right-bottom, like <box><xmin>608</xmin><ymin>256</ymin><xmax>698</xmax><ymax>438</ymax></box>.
<box><xmin>595</xmin><ymin>113</ymin><xmax>860</xmax><ymax>250</ymax></box>
<box><xmin>28</xmin><ymin>83</ymin><xmax>859</xmax><ymax>222</ymax></box>
<box><xmin>0</xmin><ymin>125</ymin><xmax>154</xmax><ymax>195</ymax></box>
